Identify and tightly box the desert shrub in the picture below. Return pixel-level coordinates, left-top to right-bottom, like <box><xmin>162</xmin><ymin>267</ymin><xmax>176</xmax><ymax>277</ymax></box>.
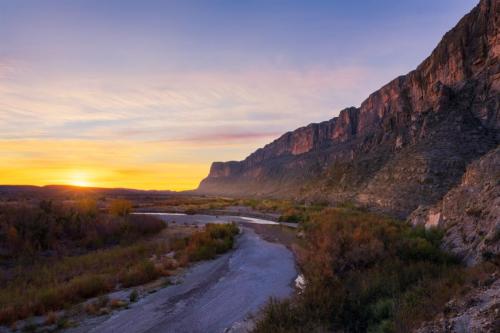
<box><xmin>0</xmin><ymin>202</ymin><xmax>236</xmax><ymax>324</ymax></box>
<box><xmin>171</xmin><ymin>237</ymin><xmax>189</xmax><ymax>251</ymax></box>
<box><xmin>121</xmin><ymin>261</ymin><xmax>160</xmax><ymax>287</ymax></box>
<box><xmin>129</xmin><ymin>289</ymin><xmax>139</xmax><ymax>302</ymax></box>
<box><xmin>69</xmin><ymin>275</ymin><xmax>111</xmax><ymax>299</ymax></box>
<box><xmin>278</xmin><ymin>202</ymin><xmax>329</xmax><ymax>224</ymax></box>
<box><xmin>237</xmin><ymin>198</ymin><xmax>296</xmax><ymax>214</ymax></box>
<box><xmin>207</xmin><ymin>222</ymin><xmax>239</xmax><ymax>239</ymax></box>
<box><xmin>119</xmin><ymin>214</ymin><xmax>166</xmax><ymax>241</ymax></box>
<box><xmin>278</xmin><ymin>207</ymin><xmax>304</xmax><ymax>223</ymax></box>
<box><xmin>156</xmin><ymin>196</ymin><xmax>236</xmax><ymax>213</ymax></box>
<box><xmin>44</xmin><ymin>311</ymin><xmax>58</xmax><ymax>325</ymax></box>
<box><xmin>21</xmin><ymin>274</ymin><xmax>112</xmax><ymax>316</ymax></box>
<box><xmin>184</xmin><ymin>223</ymin><xmax>239</xmax><ymax>261</ymax></box>
<box><xmin>254</xmin><ymin>298</ymin><xmax>299</xmax><ymax>332</ymax></box>
<box><xmin>187</xmin><ymin>243</ymin><xmax>217</xmax><ymax>261</ymax></box>
<box><xmin>255</xmin><ymin>207</ymin><xmax>470</xmax><ymax>333</ymax></box>
<box><xmin>0</xmin><ymin>201</ymin><xmax>165</xmax><ymax>258</ymax></box>
<box><xmin>109</xmin><ymin>199</ymin><xmax>133</xmax><ymax>217</ymax></box>
<box><xmin>0</xmin><ymin>241</ymin><xmax>167</xmax><ymax>324</ymax></box>
<box><xmin>76</xmin><ymin>198</ymin><xmax>99</xmax><ymax>217</ymax></box>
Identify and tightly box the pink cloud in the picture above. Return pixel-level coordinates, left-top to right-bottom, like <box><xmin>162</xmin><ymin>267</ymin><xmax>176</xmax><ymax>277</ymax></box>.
<box><xmin>183</xmin><ymin>131</ymin><xmax>282</xmax><ymax>143</ymax></box>
<box><xmin>0</xmin><ymin>58</ymin><xmax>25</xmax><ymax>79</ymax></box>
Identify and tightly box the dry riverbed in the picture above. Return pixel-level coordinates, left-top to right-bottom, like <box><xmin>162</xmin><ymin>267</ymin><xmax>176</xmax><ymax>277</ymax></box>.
<box><xmin>0</xmin><ymin>214</ymin><xmax>299</xmax><ymax>333</ymax></box>
<box><xmin>66</xmin><ymin>222</ymin><xmax>297</xmax><ymax>333</ymax></box>
<box><xmin>0</xmin><ymin>213</ymin><xmax>298</xmax><ymax>333</ymax></box>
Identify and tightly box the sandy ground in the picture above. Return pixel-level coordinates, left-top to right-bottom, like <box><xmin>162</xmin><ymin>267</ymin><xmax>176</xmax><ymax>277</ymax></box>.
<box><xmin>138</xmin><ymin>212</ymin><xmax>298</xmax><ymax>229</ymax></box>
<box><xmin>133</xmin><ymin>205</ymin><xmax>282</xmax><ymax>222</ymax></box>
<box><xmin>67</xmin><ymin>221</ymin><xmax>297</xmax><ymax>333</ymax></box>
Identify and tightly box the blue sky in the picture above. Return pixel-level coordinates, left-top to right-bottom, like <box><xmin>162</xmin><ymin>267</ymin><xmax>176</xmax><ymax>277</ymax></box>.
<box><xmin>0</xmin><ymin>0</ymin><xmax>479</xmax><ymax>189</ymax></box>
<box><xmin>1</xmin><ymin>1</ymin><xmax>477</xmax><ymax>72</ymax></box>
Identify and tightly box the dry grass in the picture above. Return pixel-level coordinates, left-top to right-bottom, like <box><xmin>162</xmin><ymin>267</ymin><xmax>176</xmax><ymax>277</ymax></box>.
<box><xmin>44</xmin><ymin>311</ymin><xmax>58</xmax><ymax>325</ymax></box>
<box><xmin>184</xmin><ymin>223</ymin><xmax>239</xmax><ymax>261</ymax></box>
<box><xmin>148</xmin><ymin>196</ymin><xmax>306</xmax><ymax>217</ymax></box>
<box><xmin>0</xmin><ymin>241</ymin><xmax>167</xmax><ymax>324</ymax></box>
<box><xmin>0</xmin><ymin>201</ymin><xmax>166</xmax><ymax>258</ymax></box>
<box><xmin>254</xmin><ymin>207</ymin><xmax>493</xmax><ymax>333</ymax></box>
<box><xmin>151</xmin><ymin>196</ymin><xmax>236</xmax><ymax>212</ymax></box>
<box><xmin>0</xmin><ymin>221</ymin><xmax>239</xmax><ymax>325</ymax></box>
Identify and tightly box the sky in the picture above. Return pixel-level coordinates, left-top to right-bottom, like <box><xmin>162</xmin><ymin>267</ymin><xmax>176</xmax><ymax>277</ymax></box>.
<box><xmin>0</xmin><ymin>0</ymin><xmax>478</xmax><ymax>190</ymax></box>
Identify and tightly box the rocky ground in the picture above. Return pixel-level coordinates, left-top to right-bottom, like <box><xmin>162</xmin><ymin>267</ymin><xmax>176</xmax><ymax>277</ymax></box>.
<box><xmin>417</xmin><ymin>275</ymin><xmax>500</xmax><ymax>333</ymax></box>
<box><xmin>409</xmin><ymin>146</ymin><xmax>500</xmax><ymax>265</ymax></box>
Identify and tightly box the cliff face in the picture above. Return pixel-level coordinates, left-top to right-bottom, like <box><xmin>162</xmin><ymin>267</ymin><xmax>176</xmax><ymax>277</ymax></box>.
<box><xmin>198</xmin><ymin>0</ymin><xmax>499</xmax><ymax>217</ymax></box>
<box><xmin>409</xmin><ymin>146</ymin><xmax>500</xmax><ymax>265</ymax></box>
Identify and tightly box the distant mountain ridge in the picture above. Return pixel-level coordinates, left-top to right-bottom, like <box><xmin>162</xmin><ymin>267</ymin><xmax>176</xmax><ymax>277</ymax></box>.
<box><xmin>198</xmin><ymin>0</ymin><xmax>499</xmax><ymax>218</ymax></box>
<box><xmin>0</xmin><ymin>185</ymin><xmax>175</xmax><ymax>199</ymax></box>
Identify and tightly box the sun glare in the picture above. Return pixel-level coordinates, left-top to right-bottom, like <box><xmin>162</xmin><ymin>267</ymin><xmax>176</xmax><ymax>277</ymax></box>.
<box><xmin>67</xmin><ymin>171</ymin><xmax>92</xmax><ymax>187</ymax></box>
<box><xmin>70</xmin><ymin>179</ymin><xmax>90</xmax><ymax>187</ymax></box>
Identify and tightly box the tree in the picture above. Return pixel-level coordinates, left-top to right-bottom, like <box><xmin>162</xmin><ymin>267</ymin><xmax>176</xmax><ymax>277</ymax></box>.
<box><xmin>109</xmin><ymin>199</ymin><xmax>133</xmax><ymax>217</ymax></box>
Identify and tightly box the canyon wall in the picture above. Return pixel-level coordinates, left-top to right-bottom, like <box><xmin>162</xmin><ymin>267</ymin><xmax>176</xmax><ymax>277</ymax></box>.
<box><xmin>197</xmin><ymin>3</ymin><xmax>500</xmax><ymax>329</ymax></box>
<box><xmin>199</xmin><ymin>0</ymin><xmax>499</xmax><ymax>238</ymax></box>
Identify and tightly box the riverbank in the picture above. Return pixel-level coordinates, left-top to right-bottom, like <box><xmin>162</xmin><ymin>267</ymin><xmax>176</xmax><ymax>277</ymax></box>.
<box><xmin>0</xmin><ymin>212</ymin><xmax>300</xmax><ymax>333</ymax></box>
<box><xmin>67</xmin><ymin>226</ymin><xmax>297</xmax><ymax>333</ymax></box>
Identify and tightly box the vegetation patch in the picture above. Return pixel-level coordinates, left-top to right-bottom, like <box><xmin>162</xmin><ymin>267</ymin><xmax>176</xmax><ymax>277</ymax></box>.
<box><xmin>174</xmin><ymin>223</ymin><xmax>239</xmax><ymax>262</ymax></box>
<box><xmin>254</xmin><ymin>207</ymin><xmax>496</xmax><ymax>333</ymax></box>
<box><xmin>0</xmin><ymin>198</ymin><xmax>239</xmax><ymax>325</ymax></box>
<box><xmin>0</xmin><ymin>199</ymin><xmax>165</xmax><ymax>258</ymax></box>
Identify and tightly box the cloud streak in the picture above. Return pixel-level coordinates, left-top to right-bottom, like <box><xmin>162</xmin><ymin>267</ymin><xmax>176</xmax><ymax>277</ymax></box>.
<box><xmin>0</xmin><ymin>0</ymin><xmax>477</xmax><ymax>189</ymax></box>
<box><xmin>0</xmin><ymin>65</ymin><xmax>394</xmax><ymax>141</ymax></box>
<box><xmin>0</xmin><ymin>63</ymin><xmax>403</xmax><ymax>189</ymax></box>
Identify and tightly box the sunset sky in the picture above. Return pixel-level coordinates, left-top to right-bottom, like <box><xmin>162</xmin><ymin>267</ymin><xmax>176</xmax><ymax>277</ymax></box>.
<box><xmin>0</xmin><ymin>0</ymin><xmax>477</xmax><ymax>190</ymax></box>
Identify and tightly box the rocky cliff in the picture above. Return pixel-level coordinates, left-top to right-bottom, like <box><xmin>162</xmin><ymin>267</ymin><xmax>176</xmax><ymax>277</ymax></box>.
<box><xmin>410</xmin><ymin>146</ymin><xmax>500</xmax><ymax>264</ymax></box>
<box><xmin>199</xmin><ymin>0</ymin><xmax>499</xmax><ymax>219</ymax></box>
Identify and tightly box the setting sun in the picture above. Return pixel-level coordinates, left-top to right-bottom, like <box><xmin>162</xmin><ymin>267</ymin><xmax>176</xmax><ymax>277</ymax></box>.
<box><xmin>67</xmin><ymin>171</ymin><xmax>92</xmax><ymax>187</ymax></box>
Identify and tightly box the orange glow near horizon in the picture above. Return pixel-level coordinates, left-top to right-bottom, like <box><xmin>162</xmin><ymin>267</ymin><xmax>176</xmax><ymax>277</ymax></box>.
<box><xmin>0</xmin><ymin>164</ymin><xmax>209</xmax><ymax>191</ymax></box>
<box><xmin>66</xmin><ymin>171</ymin><xmax>93</xmax><ymax>187</ymax></box>
<box><xmin>0</xmin><ymin>140</ymin><xmax>211</xmax><ymax>191</ymax></box>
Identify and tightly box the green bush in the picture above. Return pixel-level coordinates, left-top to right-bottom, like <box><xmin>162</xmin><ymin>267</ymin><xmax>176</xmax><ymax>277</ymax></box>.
<box><xmin>184</xmin><ymin>223</ymin><xmax>239</xmax><ymax>262</ymax></box>
<box><xmin>189</xmin><ymin>245</ymin><xmax>217</xmax><ymax>261</ymax></box>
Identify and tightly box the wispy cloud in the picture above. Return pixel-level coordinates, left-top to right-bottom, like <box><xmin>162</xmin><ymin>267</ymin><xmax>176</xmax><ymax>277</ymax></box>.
<box><xmin>0</xmin><ymin>59</ymin><xmax>399</xmax><ymax>189</ymax></box>
<box><xmin>0</xmin><ymin>60</ymin><xmax>14</xmax><ymax>78</ymax></box>
<box><xmin>179</xmin><ymin>131</ymin><xmax>282</xmax><ymax>145</ymax></box>
<box><xmin>0</xmin><ymin>65</ymin><xmax>391</xmax><ymax>141</ymax></box>
<box><xmin>0</xmin><ymin>0</ymin><xmax>477</xmax><ymax>189</ymax></box>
